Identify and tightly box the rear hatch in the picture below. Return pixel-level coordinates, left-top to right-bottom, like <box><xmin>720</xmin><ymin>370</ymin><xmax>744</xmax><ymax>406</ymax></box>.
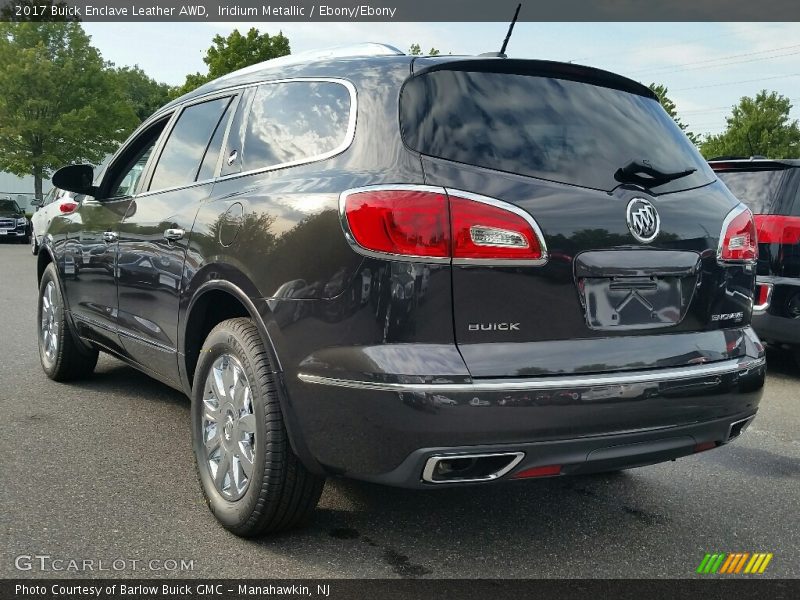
<box><xmin>401</xmin><ymin>58</ymin><xmax>757</xmax><ymax>377</ymax></box>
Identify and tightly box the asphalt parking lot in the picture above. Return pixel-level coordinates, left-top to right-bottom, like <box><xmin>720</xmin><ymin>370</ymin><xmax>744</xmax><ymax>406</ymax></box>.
<box><xmin>1</xmin><ymin>242</ymin><xmax>798</xmax><ymax>579</ymax></box>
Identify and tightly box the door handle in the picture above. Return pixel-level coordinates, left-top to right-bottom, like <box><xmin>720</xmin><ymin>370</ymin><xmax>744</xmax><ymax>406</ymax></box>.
<box><xmin>164</xmin><ymin>228</ymin><xmax>185</xmax><ymax>241</ymax></box>
<box><xmin>102</xmin><ymin>231</ymin><xmax>117</xmax><ymax>243</ymax></box>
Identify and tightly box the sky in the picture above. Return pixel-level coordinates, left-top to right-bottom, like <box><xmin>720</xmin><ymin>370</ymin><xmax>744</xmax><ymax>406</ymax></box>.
<box><xmin>76</xmin><ymin>21</ymin><xmax>800</xmax><ymax>139</ymax></box>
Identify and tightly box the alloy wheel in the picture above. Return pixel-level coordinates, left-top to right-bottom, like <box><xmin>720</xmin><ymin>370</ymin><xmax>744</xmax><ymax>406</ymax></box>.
<box><xmin>201</xmin><ymin>354</ymin><xmax>256</xmax><ymax>501</ymax></box>
<box><xmin>40</xmin><ymin>281</ymin><xmax>59</xmax><ymax>362</ymax></box>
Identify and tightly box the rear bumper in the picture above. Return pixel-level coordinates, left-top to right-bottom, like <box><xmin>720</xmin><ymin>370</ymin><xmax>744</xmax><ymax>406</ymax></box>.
<box><xmin>291</xmin><ymin>352</ymin><xmax>765</xmax><ymax>483</ymax></box>
<box><xmin>753</xmin><ymin>276</ymin><xmax>800</xmax><ymax>346</ymax></box>
<box><xmin>366</xmin><ymin>411</ymin><xmax>757</xmax><ymax>488</ymax></box>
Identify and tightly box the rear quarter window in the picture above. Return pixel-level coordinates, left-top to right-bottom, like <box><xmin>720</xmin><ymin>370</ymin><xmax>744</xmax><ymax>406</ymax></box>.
<box><xmin>400</xmin><ymin>70</ymin><xmax>714</xmax><ymax>193</ymax></box>
<box><xmin>241</xmin><ymin>80</ymin><xmax>353</xmax><ymax>172</ymax></box>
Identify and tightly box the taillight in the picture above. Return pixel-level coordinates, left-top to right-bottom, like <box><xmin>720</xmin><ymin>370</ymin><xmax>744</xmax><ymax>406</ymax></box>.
<box><xmin>59</xmin><ymin>201</ymin><xmax>78</xmax><ymax>214</ymax></box>
<box><xmin>341</xmin><ymin>187</ymin><xmax>449</xmax><ymax>258</ymax></box>
<box><xmin>450</xmin><ymin>194</ymin><xmax>544</xmax><ymax>263</ymax></box>
<box><xmin>340</xmin><ymin>186</ymin><xmax>547</xmax><ymax>265</ymax></box>
<box><xmin>718</xmin><ymin>205</ymin><xmax>757</xmax><ymax>263</ymax></box>
<box><xmin>754</xmin><ymin>214</ymin><xmax>800</xmax><ymax>245</ymax></box>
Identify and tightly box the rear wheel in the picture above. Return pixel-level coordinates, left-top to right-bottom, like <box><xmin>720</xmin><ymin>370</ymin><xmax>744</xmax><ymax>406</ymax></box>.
<box><xmin>37</xmin><ymin>263</ymin><xmax>98</xmax><ymax>381</ymax></box>
<box><xmin>191</xmin><ymin>317</ymin><xmax>324</xmax><ymax>537</ymax></box>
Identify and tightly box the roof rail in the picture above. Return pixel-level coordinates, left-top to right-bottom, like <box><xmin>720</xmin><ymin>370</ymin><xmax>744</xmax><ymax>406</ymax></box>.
<box><xmin>213</xmin><ymin>43</ymin><xmax>405</xmax><ymax>83</ymax></box>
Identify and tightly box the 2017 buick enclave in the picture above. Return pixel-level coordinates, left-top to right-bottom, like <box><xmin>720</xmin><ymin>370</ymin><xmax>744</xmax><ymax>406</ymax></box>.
<box><xmin>38</xmin><ymin>44</ymin><xmax>765</xmax><ymax>537</ymax></box>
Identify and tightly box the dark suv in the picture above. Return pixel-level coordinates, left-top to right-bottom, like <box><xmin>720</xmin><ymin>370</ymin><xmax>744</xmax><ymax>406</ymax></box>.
<box><xmin>0</xmin><ymin>197</ymin><xmax>30</xmax><ymax>243</ymax></box>
<box><xmin>710</xmin><ymin>158</ymin><xmax>800</xmax><ymax>365</ymax></box>
<box><xmin>39</xmin><ymin>45</ymin><xmax>765</xmax><ymax>537</ymax></box>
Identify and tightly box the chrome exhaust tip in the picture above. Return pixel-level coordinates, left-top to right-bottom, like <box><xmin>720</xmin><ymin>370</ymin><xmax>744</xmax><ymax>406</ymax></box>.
<box><xmin>421</xmin><ymin>452</ymin><xmax>525</xmax><ymax>484</ymax></box>
<box><xmin>727</xmin><ymin>416</ymin><xmax>755</xmax><ymax>442</ymax></box>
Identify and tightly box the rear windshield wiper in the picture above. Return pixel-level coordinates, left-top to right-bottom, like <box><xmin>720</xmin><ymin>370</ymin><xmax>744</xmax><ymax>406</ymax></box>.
<box><xmin>615</xmin><ymin>160</ymin><xmax>697</xmax><ymax>188</ymax></box>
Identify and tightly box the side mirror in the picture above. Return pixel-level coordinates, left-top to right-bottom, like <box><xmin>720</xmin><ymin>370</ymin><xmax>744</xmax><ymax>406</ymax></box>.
<box><xmin>30</xmin><ymin>199</ymin><xmax>41</xmax><ymax>210</ymax></box>
<box><xmin>52</xmin><ymin>164</ymin><xmax>97</xmax><ymax>197</ymax></box>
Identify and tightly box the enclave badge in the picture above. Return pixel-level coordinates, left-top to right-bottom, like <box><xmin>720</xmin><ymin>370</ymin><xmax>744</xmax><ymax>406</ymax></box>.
<box><xmin>626</xmin><ymin>198</ymin><xmax>660</xmax><ymax>243</ymax></box>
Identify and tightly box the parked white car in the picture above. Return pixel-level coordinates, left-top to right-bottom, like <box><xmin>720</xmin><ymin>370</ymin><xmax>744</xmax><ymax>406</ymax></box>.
<box><xmin>30</xmin><ymin>188</ymin><xmax>80</xmax><ymax>255</ymax></box>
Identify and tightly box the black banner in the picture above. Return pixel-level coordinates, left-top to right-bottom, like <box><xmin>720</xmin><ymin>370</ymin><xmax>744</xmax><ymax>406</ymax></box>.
<box><xmin>3</xmin><ymin>579</ymin><xmax>800</xmax><ymax>600</ymax></box>
<box><xmin>1</xmin><ymin>0</ymin><xmax>800</xmax><ymax>22</ymax></box>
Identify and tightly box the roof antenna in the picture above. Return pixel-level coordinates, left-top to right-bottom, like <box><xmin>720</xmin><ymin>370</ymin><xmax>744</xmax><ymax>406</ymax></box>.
<box><xmin>479</xmin><ymin>3</ymin><xmax>522</xmax><ymax>58</ymax></box>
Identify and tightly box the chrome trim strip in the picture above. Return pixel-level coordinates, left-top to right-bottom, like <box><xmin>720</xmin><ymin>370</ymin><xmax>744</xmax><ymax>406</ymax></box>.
<box><xmin>421</xmin><ymin>452</ymin><xmax>525</xmax><ymax>484</ymax></box>
<box><xmin>753</xmin><ymin>283</ymin><xmax>773</xmax><ymax>313</ymax></box>
<box><xmin>717</xmin><ymin>203</ymin><xmax>758</xmax><ymax>266</ymax></box>
<box><xmin>72</xmin><ymin>313</ymin><xmax>175</xmax><ymax>354</ymax></box>
<box><xmin>298</xmin><ymin>357</ymin><xmax>765</xmax><ymax>393</ymax></box>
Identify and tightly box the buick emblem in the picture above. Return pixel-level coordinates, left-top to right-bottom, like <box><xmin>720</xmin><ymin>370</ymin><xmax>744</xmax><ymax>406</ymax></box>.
<box><xmin>626</xmin><ymin>198</ymin><xmax>660</xmax><ymax>243</ymax></box>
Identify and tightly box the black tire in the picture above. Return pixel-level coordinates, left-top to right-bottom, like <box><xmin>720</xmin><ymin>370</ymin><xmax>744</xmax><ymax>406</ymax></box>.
<box><xmin>191</xmin><ymin>317</ymin><xmax>324</xmax><ymax>537</ymax></box>
<box><xmin>37</xmin><ymin>263</ymin><xmax>98</xmax><ymax>381</ymax></box>
<box><xmin>793</xmin><ymin>346</ymin><xmax>800</xmax><ymax>370</ymax></box>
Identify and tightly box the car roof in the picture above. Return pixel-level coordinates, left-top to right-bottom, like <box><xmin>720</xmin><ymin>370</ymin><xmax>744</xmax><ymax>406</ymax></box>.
<box><xmin>161</xmin><ymin>43</ymin><xmax>657</xmax><ymax>114</ymax></box>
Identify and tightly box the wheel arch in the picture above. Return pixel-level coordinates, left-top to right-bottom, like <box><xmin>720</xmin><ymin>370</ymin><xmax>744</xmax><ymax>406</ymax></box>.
<box><xmin>179</xmin><ymin>270</ymin><xmax>326</xmax><ymax>476</ymax></box>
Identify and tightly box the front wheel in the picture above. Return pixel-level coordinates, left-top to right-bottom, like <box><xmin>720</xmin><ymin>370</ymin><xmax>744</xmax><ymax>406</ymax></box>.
<box><xmin>191</xmin><ymin>317</ymin><xmax>324</xmax><ymax>537</ymax></box>
<box><xmin>37</xmin><ymin>263</ymin><xmax>98</xmax><ymax>380</ymax></box>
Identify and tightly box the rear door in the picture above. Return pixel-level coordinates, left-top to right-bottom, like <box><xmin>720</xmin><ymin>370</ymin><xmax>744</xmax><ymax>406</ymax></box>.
<box><xmin>115</xmin><ymin>93</ymin><xmax>237</xmax><ymax>385</ymax></box>
<box><xmin>402</xmin><ymin>61</ymin><xmax>754</xmax><ymax>377</ymax></box>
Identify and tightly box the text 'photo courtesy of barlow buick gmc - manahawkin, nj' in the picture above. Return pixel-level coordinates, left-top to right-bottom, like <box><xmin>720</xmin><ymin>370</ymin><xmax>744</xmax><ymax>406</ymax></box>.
<box><xmin>33</xmin><ymin>41</ymin><xmax>767</xmax><ymax>538</ymax></box>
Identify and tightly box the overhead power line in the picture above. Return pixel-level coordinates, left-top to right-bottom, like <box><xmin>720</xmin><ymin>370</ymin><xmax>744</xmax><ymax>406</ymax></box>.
<box><xmin>674</xmin><ymin>73</ymin><xmax>800</xmax><ymax>91</ymax></box>
<box><xmin>626</xmin><ymin>43</ymin><xmax>800</xmax><ymax>76</ymax></box>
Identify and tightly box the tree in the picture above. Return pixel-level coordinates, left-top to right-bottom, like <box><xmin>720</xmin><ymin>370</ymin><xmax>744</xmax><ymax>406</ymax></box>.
<box><xmin>173</xmin><ymin>28</ymin><xmax>291</xmax><ymax>98</ymax></box>
<box><xmin>701</xmin><ymin>91</ymin><xmax>800</xmax><ymax>159</ymax></box>
<box><xmin>108</xmin><ymin>65</ymin><xmax>173</xmax><ymax>123</ymax></box>
<box><xmin>409</xmin><ymin>43</ymin><xmax>441</xmax><ymax>56</ymax></box>
<box><xmin>0</xmin><ymin>22</ymin><xmax>138</xmax><ymax>199</ymax></box>
<box><xmin>648</xmin><ymin>83</ymin><xmax>699</xmax><ymax>145</ymax></box>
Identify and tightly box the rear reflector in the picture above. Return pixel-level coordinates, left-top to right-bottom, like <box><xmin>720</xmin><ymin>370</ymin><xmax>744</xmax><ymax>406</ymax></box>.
<box><xmin>718</xmin><ymin>205</ymin><xmax>757</xmax><ymax>263</ymax></box>
<box><xmin>341</xmin><ymin>186</ymin><xmax>546</xmax><ymax>265</ymax></box>
<box><xmin>693</xmin><ymin>442</ymin><xmax>717</xmax><ymax>453</ymax></box>
<box><xmin>754</xmin><ymin>214</ymin><xmax>800</xmax><ymax>245</ymax></box>
<box><xmin>511</xmin><ymin>464</ymin><xmax>562</xmax><ymax>479</ymax></box>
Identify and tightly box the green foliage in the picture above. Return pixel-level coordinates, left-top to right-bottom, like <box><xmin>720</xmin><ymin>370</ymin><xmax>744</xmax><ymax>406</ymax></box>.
<box><xmin>700</xmin><ymin>90</ymin><xmax>800</xmax><ymax>159</ymax></box>
<box><xmin>648</xmin><ymin>83</ymin><xmax>699</xmax><ymax>145</ymax></box>
<box><xmin>107</xmin><ymin>65</ymin><xmax>173</xmax><ymax>123</ymax></box>
<box><xmin>0</xmin><ymin>22</ymin><xmax>138</xmax><ymax>197</ymax></box>
<box><xmin>172</xmin><ymin>28</ymin><xmax>291</xmax><ymax>98</ymax></box>
<box><xmin>408</xmin><ymin>43</ymin><xmax>441</xmax><ymax>56</ymax></box>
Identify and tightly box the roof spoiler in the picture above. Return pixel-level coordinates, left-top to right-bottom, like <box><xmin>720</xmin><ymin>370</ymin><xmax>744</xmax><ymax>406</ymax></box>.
<box><xmin>410</xmin><ymin>58</ymin><xmax>656</xmax><ymax>99</ymax></box>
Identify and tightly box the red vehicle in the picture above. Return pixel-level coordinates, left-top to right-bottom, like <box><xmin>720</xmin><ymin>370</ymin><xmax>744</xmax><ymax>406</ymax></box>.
<box><xmin>710</xmin><ymin>158</ymin><xmax>800</xmax><ymax>365</ymax></box>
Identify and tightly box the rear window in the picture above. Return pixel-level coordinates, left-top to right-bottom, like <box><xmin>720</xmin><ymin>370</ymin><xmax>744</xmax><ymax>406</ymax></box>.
<box><xmin>400</xmin><ymin>70</ymin><xmax>714</xmax><ymax>193</ymax></box>
<box><xmin>715</xmin><ymin>169</ymin><xmax>786</xmax><ymax>214</ymax></box>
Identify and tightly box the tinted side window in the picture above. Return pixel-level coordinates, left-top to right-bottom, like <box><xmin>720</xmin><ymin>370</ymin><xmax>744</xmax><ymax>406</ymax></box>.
<box><xmin>197</xmin><ymin>98</ymin><xmax>235</xmax><ymax>181</ymax></box>
<box><xmin>149</xmin><ymin>97</ymin><xmax>230</xmax><ymax>191</ymax></box>
<box><xmin>241</xmin><ymin>81</ymin><xmax>351</xmax><ymax>172</ymax></box>
<box><xmin>716</xmin><ymin>170</ymin><xmax>787</xmax><ymax>214</ymax></box>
